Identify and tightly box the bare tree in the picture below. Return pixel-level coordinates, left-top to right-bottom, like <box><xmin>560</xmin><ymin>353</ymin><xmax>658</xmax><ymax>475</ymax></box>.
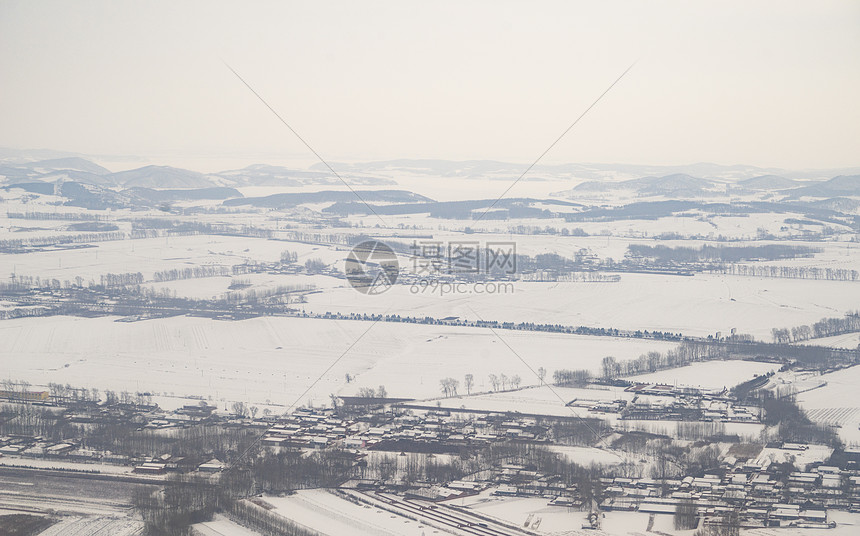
<box><xmin>440</xmin><ymin>379</ymin><xmax>450</xmax><ymax>397</ymax></box>
<box><xmin>601</xmin><ymin>356</ymin><xmax>618</xmax><ymax>379</ymax></box>
<box><xmin>771</xmin><ymin>327</ymin><xmax>791</xmax><ymax>344</ymax></box>
<box><xmin>440</xmin><ymin>378</ymin><xmax>459</xmax><ymax>397</ymax></box>
<box><xmin>231</xmin><ymin>401</ymin><xmax>248</xmax><ymax>418</ymax></box>
<box><xmin>304</xmin><ymin>258</ymin><xmax>326</xmax><ymax>273</ymax></box>
<box><xmin>464</xmin><ymin>373</ymin><xmax>474</xmax><ymax>395</ymax></box>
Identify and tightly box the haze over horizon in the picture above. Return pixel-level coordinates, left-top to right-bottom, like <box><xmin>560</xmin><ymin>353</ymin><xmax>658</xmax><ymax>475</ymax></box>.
<box><xmin>2</xmin><ymin>1</ymin><xmax>859</xmax><ymax>174</ymax></box>
<box><xmin>4</xmin><ymin>146</ymin><xmax>860</xmax><ymax>180</ymax></box>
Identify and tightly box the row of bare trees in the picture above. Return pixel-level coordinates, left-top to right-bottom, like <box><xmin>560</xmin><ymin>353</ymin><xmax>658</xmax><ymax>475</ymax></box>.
<box><xmin>152</xmin><ymin>265</ymin><xmax>231</xmax><ymax>282</ymax></box>
<box><xmin>772</xmin><ymin>311</ymin><xmax>860</xmax><ymax>344</ymax></box>
<box><xmin>439</xmin><ymin>377</ymin><xmax>459</xmax><ymax>397</ymax></box>
<box><xmin>223</xmin><ymin>284</ymin><xmax>316</xmax><ymax>305</ymax></box>
<box><xmin>0</xmin><ymin>230</ymin><xmax>127</xmax><ymax>249</ymax></box>
<box><xmin>355</xmin><ymin>385</ymin><xmax>388</xmax><ymax>399</ymax></box>
<box><xmin>487</xmin><ymin>373</ymin><xmax>522</xmax><ymax>391</ymax></box>
<box><xmin>100</xmin><ymin>272</ymin><xmax>144</xmax><ymax>287</ymax></box>
<box><xmin>630</xmin><ymin>243</ymin><xmax>820</xmax><ymax>263</ymax></box>
<box><xmin>1</xmin><ymin>274</ymin><xmax>88</xmax><ymax>292</ymax></box>
<box><xmin>133</xmin><ymin>474</ymin><xmax>231</xmax><ymax>536</ymax></box>
<box><xmin>719</xmin><ymin>263</ymin><xmax>859</xmax><ymax>281</ymax></box>
<box><xmin>7</xmin><ymin>211</ymin><xmax>103</xmax><ymax>221</ymax></box>
<box><xmin>599</xmin><ymin>341</ymin><xmax>737</xmax><ymax>381</ymax></box>
<box><xmin>438</xmin><ymin>371</ymin><xmax>533</xmax><ymax>398</ymax></box>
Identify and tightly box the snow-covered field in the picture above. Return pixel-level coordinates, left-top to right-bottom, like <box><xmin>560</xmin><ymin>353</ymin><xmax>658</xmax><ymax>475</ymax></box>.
<box><xmin>625</xmin><ymin>361</ymin><xmax>778</xmax><ymax>390</ymax></box>
<box><xmin>362</xmin><ymin>209</ymin><xmax>856</xmax><ymax>241</ymax></box>
<box><xmin>4</xmin><ymin>209</ymin><xmax>859</xmax><ymax>343</ymax></box>
<box><xmin>411</xmin><ymin>384</ymin><xmax>621</xmax><ymax>418</ymax></box>
<box><xmin>754</xmin><ymin>444</ymin><xmax>834</xmax><ymax>470</ymax></box>
<box><xmin>192</xmin><ymin>514</ymin><xmax>267</xmax><ymax>536</ymax></box>
<box><xmin>2</xmin><ymin>234</ymin><xmax>340</xmax><ymax>283</ymax></box>
<box><xmin>148</xmin><ymin>272</ymin><xmax>342</xmax><ymax>300</ymax></box>
<box><xmin>460</xmin><ymin>491</ymin><xmax>593</xmax><ymax>534</ymax></box>
<box><xmin>545</xmin><ymin>445</ymin><xmax>627</xmax><ymax>466</ymax></box>
<box><xmin>0</xmin><ymin>456</ymin><xmax>138</xmax><ymax>475</ymax></box>
<box><xmin>0</xmin><ymin>315</ymin><xmax>676</xmax><ymax>409</ymax></box>
<box><xmin>306</xmin><ymin>273</ymin><xmax>860</xmax><ymax>340</ymax></box>
<box><xmin>796</xmin><ymin>332</ymin><xmax>860</xmax><ymax>349</ymax></box>
<box><xmin>458</xmin><ymin>490</ymin><xmax>674</xmax><ymax>536</ymax></box>
<box><xmin>795</xmin><ymin>365</ymin><xmax>860</xmax><ymax>445</ymax></box>
<box><xmin>615</xmin><ymin>419</ymin><xmax>764</xmax><ymax>440</ymax></box>
<box><xmin>1</xmin><ymin>225</ymin><xmax>352</xmax><ymax>273</ymax></box>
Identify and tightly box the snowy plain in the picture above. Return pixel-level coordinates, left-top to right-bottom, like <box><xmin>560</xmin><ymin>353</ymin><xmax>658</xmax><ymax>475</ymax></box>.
<box><xmin>0</xmin><ymin>314</ymin><xmax>677</xmax><ymax>409</ymax></box>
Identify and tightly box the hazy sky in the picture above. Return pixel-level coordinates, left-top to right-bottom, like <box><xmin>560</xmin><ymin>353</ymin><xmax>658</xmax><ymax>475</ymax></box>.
<box><xmin>1</xmin><ymin>1</ymin><xmax>858</xmax><ymax>170</ymax></box>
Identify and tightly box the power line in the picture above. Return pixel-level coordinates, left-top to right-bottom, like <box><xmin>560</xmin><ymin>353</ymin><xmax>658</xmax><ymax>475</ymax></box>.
<box><xmin>222</xmin><ymin>60</ymin><xmax>388</xmax><ymax>227</ymax></box>
<box><xmin>474</xmin><ymin>60</ymin><xmax>638</xmax><ymax>222</ymax></box>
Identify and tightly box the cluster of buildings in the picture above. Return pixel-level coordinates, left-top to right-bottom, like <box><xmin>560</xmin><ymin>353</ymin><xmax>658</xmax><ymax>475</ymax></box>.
<box><xmin>0</xmin><ymin>433</ymin><xmax>225</xmax><ymax>475</ymax></box>
<box><xmin>1</xmin><ymin>402</ymin><xmax>551</xmax><ymax>477</ymax></box>
<box><xmin>597</xmin><ymin>450</ymin><xmax>860</xmax><ymax>529</ymax></box>
<box><xmin>619</xmin><ymin>383</ymin><xmax>759</xmax><ymax>423</ymax></box>
<box><xmin>4</xmin><ymin>390</ymin><xmax>859</xmax><ymax>532</ymax></box>
<box><xmin>0</xmin><ymin>434</ymin><xmax>129</xmax><ymax>465</ymax></box>
<box><xmin>1</xmin><ymin>437</ymin><xmax>81</xmax><ymax>458</ymax></box>
<box><xmin>0</xmin><ymin>400</ymin><xmax>226</xmax><ymax>474</ymax></box>
<box><xmin>133</xmin><ymin>455</ymin><xmax>225</xmax><ymax>475</ymax></box>
<box><xmin>565</xmin><ymin>382</ymin><xmax>761</xmax><ymax>423</ymax></box>
<box><xmin>259</xmin><ymin>407</ymin><xmax>548</xmax><ymax>452</ymax></box>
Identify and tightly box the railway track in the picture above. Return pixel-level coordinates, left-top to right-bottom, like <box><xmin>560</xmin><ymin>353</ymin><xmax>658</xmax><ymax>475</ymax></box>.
<box><xmin>0</xmin><ymin>490</ymin><xmax>132</xmax><ymax>515</ymax></box>
<box><xmin>366</xmin><ymin>491</ymin><xmax>533</xmax><ymax>536</ymax></box>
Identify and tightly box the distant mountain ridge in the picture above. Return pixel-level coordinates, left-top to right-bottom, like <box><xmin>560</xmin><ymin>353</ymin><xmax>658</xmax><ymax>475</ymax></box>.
<box><xmin>22</xmin><ymin>157</ymin><xmax>112</xmax><ymax>175</ymax></box>
<box><xmin>738</xmin><ymin>175</ymin><xmax>797</xmax><ymax>190</ymax></box>
<box><xmin>224</xmin><ymin>189</ymin><xmax>434</xmax><ymax>209</ymax></box>
<box><xmin>39</xmin><ymin>169</ymin><xmax>119</xmax><ymax>186</ymax></box>
<box><xmin>218</xmin><ymin>164</ymin><xmax>395</xmax><ymax>187</ymax></box>
<box><xmin>572</xmin><ymin>173</ymin><xmax>719</xmax><ymax>197</ymax></box>
<box><xmin>0</xmin><ymin>157</ymin><xmax>396</xmax><ymax>189</ymax></box>
<box><xmin>107</xmin><ymin>165</ymin><xmax>215</xmax><ymax>188</ymax></box>
<box><xmin>2</xmin><ymin>151</ymin><xmax>859</xmax><ymax>202</ymax></box>
<box><xmin>125</xmin><ymin>187</ymin><xmax>243</xmax><ymax>203</ymax></box>
<box><xmin>788</xmin><ymin>175</ymin><xmax>860</xmax><ymax>198</ymax></box>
